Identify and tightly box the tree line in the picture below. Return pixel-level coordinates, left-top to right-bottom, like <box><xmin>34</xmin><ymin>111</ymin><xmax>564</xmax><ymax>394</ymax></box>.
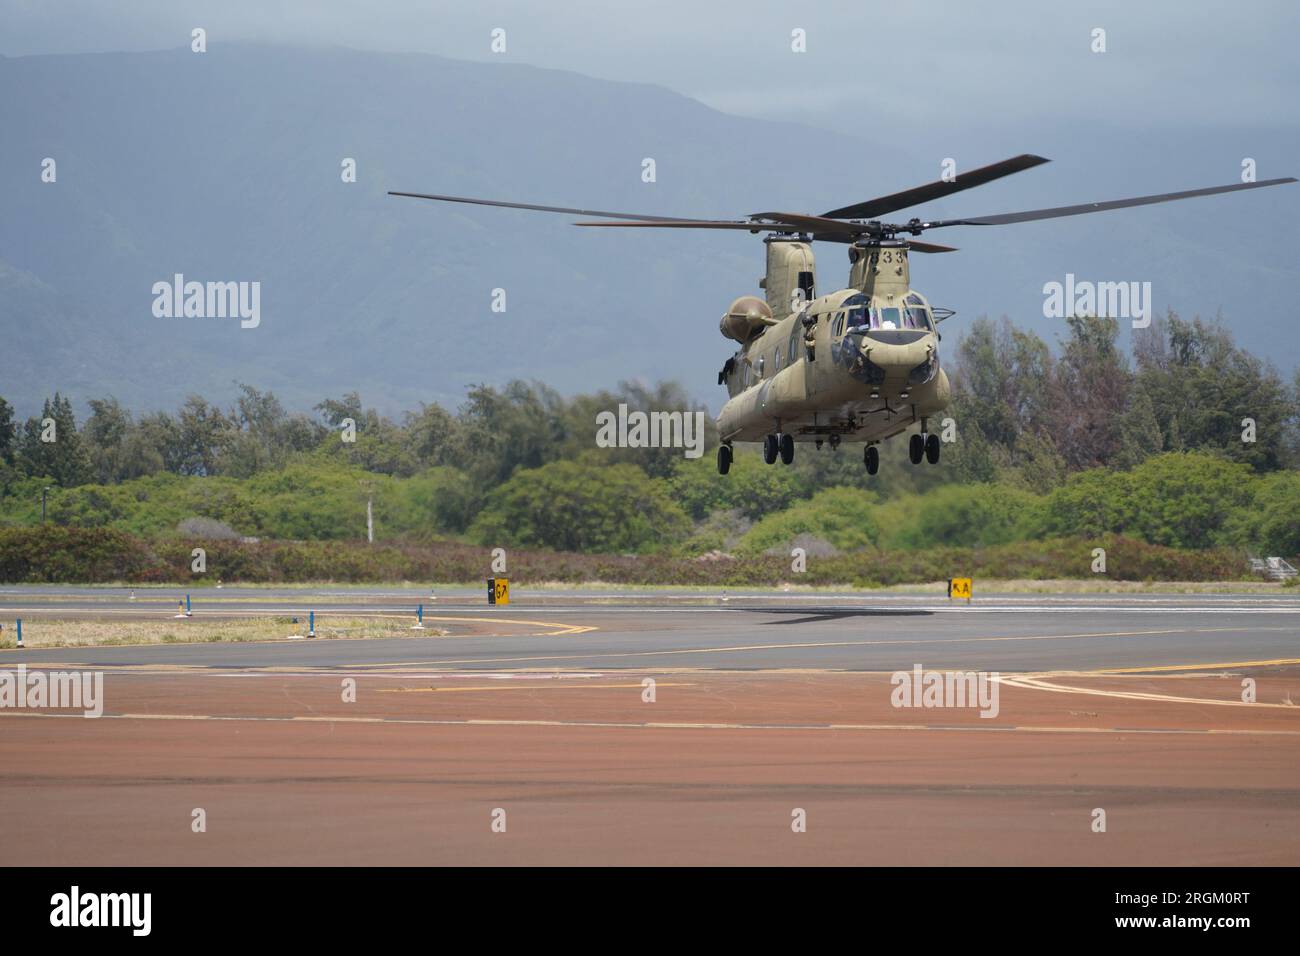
<box><xmin>0</xmin><ymin>310</ymin><xmax>1296</xmax><ymax>557</ymax></box>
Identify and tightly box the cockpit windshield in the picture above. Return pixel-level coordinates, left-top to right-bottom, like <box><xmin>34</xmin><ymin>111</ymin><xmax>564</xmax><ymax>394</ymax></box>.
<box><xmin>901</xmin><ymin>293</ymin><xmax>933</xmax><ymax>331</ymax></box>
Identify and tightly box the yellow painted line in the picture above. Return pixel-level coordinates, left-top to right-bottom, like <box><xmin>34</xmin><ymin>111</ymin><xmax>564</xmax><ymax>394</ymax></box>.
<box><xmin>377</xmin><ymin>682</ymin><xmax>692</xmax><ymax>693</ymax></box>
<box><xmin>2</xmin><ymin>712</ymin><xmax>1300</xmax><ymax>738</ymax></box>
<box><xmin>416</xmin><ymin>615</ymin><xmax>596</xmax><ymax>636</ymax></box>
<box><xmin>1082</xmin><ymin>657</ymin><xmax>1300</xmax><ymax>675</ymax></box>
<box><xmin>352</xmin><ymin>626</ymin><xmax>1270</xmax><ymax>669</ymax></box>
<box><xmin>992</xmin><ymin>656</ymin><xmax>1300</xmax><ymax>709</ymax></box>
<box><xmin>1000</xmin><ymin>675</ymin><xmax>1300</xmax><ymax>710</ymax></box>
<box><xmin>4</xmin><ymin>709</ymin><xmax>1299</xmax><ymax>736</ymax></box>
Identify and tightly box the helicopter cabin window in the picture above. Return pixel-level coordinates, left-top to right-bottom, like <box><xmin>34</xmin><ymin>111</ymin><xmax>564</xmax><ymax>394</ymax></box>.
<box><xmin>788</xmin><ymin>330</ymin><xmax>799</xmax><ymax>364</ymax></box>
<box><xmin>877</xmin><ymin>307</ymin><xmax>903</xmax><ymax>330</ymax></box>
<box><xmin>757</xmin><ymin>356</ymin><xmax>766</xmax><ymax>379</ymax></box>
<box><xmin>773</xmin><ymin>348</ymin><xmax>783</xmax><ymax>374</ymax></box>
<box><xmin>832</xmin><ymin>312</ymin><xmax>845</xmax><ymax>338</ymax></box>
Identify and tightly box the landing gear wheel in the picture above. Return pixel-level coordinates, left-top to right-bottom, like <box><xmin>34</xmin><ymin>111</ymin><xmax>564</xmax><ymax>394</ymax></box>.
<box><xmin>717</xmin><ymin>443</ymin><xmax>732</xmax><ymax>475</ymax></box>
<box><xmin>763</xmin><ymin>434</ymin><xmax>779</xmax><ymax>465</ymax></box>
<box><xmin>864</xmin><ymin>444</ymin><xmax>879</xmax><ymax>475</ymax></box>
<box><xmin>909</xmin><ymin>433</ymin><xmax>925</xmax><ymax>464</ymax></box>
<box><xmin>925</xmin><ymin>433</ymin><xmax>940</xmax><ymax>464</ymax></box>
<box><xmin>779</xmin><ymin>433</ymin><xmax>794</xmax><ymax>465</ymax></box>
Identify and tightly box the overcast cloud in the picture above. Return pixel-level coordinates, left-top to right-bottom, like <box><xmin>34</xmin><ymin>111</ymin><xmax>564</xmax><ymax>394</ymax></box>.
<box><xmin>4</xmin><ymin>0</ymin><xmax>1297</xmax><ymax>137</ymax></box>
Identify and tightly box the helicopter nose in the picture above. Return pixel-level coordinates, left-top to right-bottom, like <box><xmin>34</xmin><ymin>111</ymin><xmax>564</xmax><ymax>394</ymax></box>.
<box><xmin>864</xmin><ymin>328</ymin><xmax>928</xmax><ymax>347</ymax></box>
<box><xmin>861</xmin><ymin>334</ymin><xmax>930</xmax><ymax>367</ymax></box>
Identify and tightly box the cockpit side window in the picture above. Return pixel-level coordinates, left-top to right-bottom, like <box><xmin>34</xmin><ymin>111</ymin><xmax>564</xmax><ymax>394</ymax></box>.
<box><xmin>905</xmin><ymin>306</ymin><xmax>931</xmax><ymax>330</ymax></box>
<box><xmin>841</xmin><ymin>293</ymin><xmax>868</xmax><ymax>333</ymax></box>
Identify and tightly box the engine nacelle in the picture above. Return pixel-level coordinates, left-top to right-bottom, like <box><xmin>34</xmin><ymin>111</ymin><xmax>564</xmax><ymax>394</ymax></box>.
<box><xmin>719</xmin><ymin>295</ymin><xmax>773</xmax><ymax>343</ymax></box>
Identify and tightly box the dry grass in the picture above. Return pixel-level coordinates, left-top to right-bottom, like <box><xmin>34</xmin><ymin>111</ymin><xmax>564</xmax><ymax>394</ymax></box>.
<box><xmin>0</xmin><ymin>615</ymin><xmax>447</xmax><ymax>649</ymax></box>
<box><xmin>892</xmin><ymin>578</ymin><xmax>1290</xmax><ymax>595</ymax></box>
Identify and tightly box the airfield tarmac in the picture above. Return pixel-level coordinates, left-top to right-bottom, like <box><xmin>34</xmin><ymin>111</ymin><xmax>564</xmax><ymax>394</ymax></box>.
<box><xmin>2</xmin><ymin>586</ymin><xmax>1298</xmax><ymax>865</ymax></box>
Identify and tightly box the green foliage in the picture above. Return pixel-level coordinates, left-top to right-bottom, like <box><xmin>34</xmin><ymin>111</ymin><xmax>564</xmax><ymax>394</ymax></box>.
<box><xmin>1132</xmin><ymin>314</ymin><xmax>1293</xmax><ymax>472</ymax></box>
<box><xmin>1123</xmin><ymin>452</ymin><xmax>1255</xmax><ymax>548</ymax></box>
<box><xmin>6</xmin><ymin>464</ymin><xmax>476</xmax><ymax>542</ymax></box>
<box><xmin>1</xmin><ymin>308</ymin><xmax>1297</xmax><ymax>570</ymax></box>
<box><xmin>385</xmin><ymin>467</ymin><xmax>480</xmax><ymax>536</ymax></box>
<box><xmin>0</xmin><ymin>526</ymin><xmax>1248</xmax><ymax>586</ymax></box>
<box><xmin>1038</xmin><ymin>468</ymin><xmax>1134</xmax><ymax>539</ymax></box>
<box><xmin>669</xmin><ymin>451</ymin><xmax>805</xmax><ymax>522</ymax></box>
<box><xmin>1223</xmin><ymin>470</ymin><xmax>1300</xmax><ymax>557</ymax></box>
<box><xmin>0</xmin><ymin>525</ymin><xmax>157</xmax><ymax>582</ymax></box>
<box><xmin>737</xmin><ymin>486</ymin><xmax>880</xmax><ymax>555</ymax></box>
<box><xmin>0</xmin><ymin>396</ymin><xmax>17</xmax><ymax>464</ymax></box>
<box><xmin>1040</xmin><ymin>452</ymin><xmax>1254</xmax><ymax>549</ymax></box>
<box><xmin>15</xmin><ymin>393</ymin><xmax>90</xmax><ymax>486</ymax></box>
<box><xmin>468</xmin><ymin>459</ymin><xmax>690</xmax><ymax>553</ymax></box>
<box><xmin>885</xmin><ymin>483</ymin><xmax>1042</xmax><ymax>550</ymax></box>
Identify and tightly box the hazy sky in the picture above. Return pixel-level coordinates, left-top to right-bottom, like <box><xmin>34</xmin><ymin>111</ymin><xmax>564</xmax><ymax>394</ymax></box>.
<box><xmin>5</xmin><ymin>0</ymin><xmax>1297</xmax><ymax>136</ymax></box>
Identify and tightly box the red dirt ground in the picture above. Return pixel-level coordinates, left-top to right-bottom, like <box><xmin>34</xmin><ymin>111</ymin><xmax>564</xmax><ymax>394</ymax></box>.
<box><xmin>2</xmin><ymin>669</ymin><xmax>1297</xmax><ymax>865</ymax></box>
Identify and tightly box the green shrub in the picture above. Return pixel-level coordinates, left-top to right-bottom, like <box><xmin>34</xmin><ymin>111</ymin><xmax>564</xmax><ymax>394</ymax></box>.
<box><xmin>737</xmin><ymin>486</ymin><xmax>880</xmax><ymax>555</ymax></box>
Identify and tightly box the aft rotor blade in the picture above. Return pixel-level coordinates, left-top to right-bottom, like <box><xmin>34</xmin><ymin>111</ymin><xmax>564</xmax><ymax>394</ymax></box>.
<box><xmin>745</xmin><ymin>211</ymin><xmax>865</xmax><ymax>235</ymax></box>
<box><xmin>819</xmin><ymin>154</ymin><xmax>1050</xmax><ymax>220</ymax></box>
<box><xmin>908</xmin><ymin>240</ymin><xmax>958</xmax><ymax>253</ymax></box>
<box><xmin>388</xmin><ymin>191</ymin><xmax>707</xmax><ymax>223</ymax></box>
<box><xmin>573</xmin><ymin>219</ymin><xmax>790</xmax><ymax>231</ymax></box>
<box><xmin>915</xmin><ymin>177</ymin><xmax>1299</xmax><ymax>229</ymax></box>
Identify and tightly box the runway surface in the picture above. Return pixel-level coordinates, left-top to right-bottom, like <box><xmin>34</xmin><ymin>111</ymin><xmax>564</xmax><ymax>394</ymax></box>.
<box><xmin>5</xmin><ymin>586</ymin><xmax>1300</xmax><ymax>672</ymax></box>
<box><xmin>3</xmin><ymin>586</ymin><xmax>1298</xmax><ymax>865</ymax></box>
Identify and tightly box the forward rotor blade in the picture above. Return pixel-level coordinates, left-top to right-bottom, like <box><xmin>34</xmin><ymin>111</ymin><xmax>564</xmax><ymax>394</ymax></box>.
<box><xmin>914</xmin><ymin>177</ymin><xmax>1298</xmax><ymax>230</ymax></box>
<box><xmin>908</xmin><ymin>240</ymin><xmax>959</xmax><ymax>253</ymax></box>
<box><xmin>388</xmin><ymin>191</ymin><xmax>705</xmax><ymax>223</ymax></box>
<box><xmin>819</xmin><ymin>154</ymin><xmax>1049</xmax><ymax>220</ymax></box>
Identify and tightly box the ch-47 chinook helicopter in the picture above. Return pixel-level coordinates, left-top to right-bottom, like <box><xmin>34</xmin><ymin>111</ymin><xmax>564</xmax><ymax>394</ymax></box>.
<box><xmin>390</xmin><ymin>155</ymin><xmax>1295</xmax><ymax>476</ymax></box>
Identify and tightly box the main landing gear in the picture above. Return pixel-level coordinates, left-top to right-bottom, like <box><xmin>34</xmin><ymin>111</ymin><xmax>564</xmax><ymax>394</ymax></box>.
<box><xmin>862</xmin><ymin>422</ymin><xmax>941</xmax><ymax>475</ymax></box>
<box><xmin>762</xmin><ymin>432</ymin><xmax>795</xmax><ymax>465</ymax></box>
<box><xmin>864</xmin><ymin>444</ymin><xmax>879</xmax><ymax>475</ymax></box>
<box><xmin>717</xmin><ymin>443</ymin><xmax>732</xmax><ymax>475</ymax></box>
<box><xmin>909</xmin><ymin>430</ymin><xmax>941</xmax><ymax>465</ymax></box>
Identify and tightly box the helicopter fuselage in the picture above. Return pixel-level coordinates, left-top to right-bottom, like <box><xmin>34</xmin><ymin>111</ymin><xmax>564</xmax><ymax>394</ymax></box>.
<box><xmin>716</xmin><ymin>238</ymin><xmax>949</xmax><ymax>446</ymax></box>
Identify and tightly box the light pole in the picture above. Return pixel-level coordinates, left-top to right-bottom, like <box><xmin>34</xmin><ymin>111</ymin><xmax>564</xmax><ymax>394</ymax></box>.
<box><xmin>360</xmin><ymin>480</ymin><xmax>374</xmax><ymax>544</ymax></box>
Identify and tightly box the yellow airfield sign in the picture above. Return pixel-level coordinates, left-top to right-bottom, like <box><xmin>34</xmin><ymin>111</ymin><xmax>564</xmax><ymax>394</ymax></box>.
<box><xmin>487</xmin><ymin>577</ymin><xmax>510</xmax><ymax>605</ymax></box>
<box><xmin>948</xmin><ymin>577</ymin><xmax>972</xmax><ymax>602</ymax></box>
